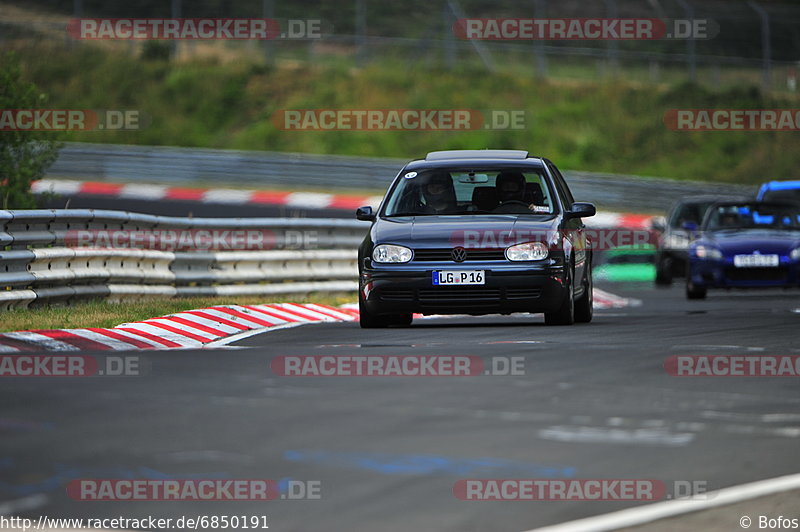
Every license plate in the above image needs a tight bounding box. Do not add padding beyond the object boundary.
[733,254,779,268]
[432,270,485,285]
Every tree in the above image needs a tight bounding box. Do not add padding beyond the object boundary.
[0,52,60,209]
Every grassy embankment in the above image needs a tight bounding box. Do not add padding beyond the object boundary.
[13,45,800,186]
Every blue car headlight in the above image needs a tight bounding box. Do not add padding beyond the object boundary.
[506,242,548,261]
[791,248,800,261]
[372,244,412,263]
[694,245,723,260]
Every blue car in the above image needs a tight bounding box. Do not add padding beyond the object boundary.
[686,201,800,299]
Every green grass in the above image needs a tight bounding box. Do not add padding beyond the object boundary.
[0,293,356,332]
[13,43,800,186]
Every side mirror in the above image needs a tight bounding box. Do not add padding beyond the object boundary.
[681,221,698,232]
[650,216,666,233]
[356,206,375,221]
[567,202,596,219]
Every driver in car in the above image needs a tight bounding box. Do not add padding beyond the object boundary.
[421,172,457,214]
[493,171,528,213]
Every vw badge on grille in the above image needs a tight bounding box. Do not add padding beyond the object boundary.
[451,247,467,262]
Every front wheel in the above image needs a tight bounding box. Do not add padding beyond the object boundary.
[655,256,673,286]
[545,269,575,326]
[359,295,413,328]
[685,279,707,300]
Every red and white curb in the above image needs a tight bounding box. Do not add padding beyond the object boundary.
[33,179,384,212]
[0,290,638,353]
[32,178,654,228]
[0,303,358,353]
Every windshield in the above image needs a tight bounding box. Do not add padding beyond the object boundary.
[669,201,714,228]
[762,189,800,206]
[382,168,555,216]
[704,204,800,231]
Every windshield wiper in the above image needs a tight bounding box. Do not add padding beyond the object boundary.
[385,212,430,217]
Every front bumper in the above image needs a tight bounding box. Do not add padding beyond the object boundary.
[359,260,569,316]
[688,257,800,289]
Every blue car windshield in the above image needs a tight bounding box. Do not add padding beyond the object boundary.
[762,189,800,206]
[383,168,555,216]
[705,204,800,231]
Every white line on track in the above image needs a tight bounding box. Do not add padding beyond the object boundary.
[0,493,48,515]
[526,472,800,532]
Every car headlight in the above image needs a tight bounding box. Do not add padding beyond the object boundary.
[694,245,723,260]
[372,244,412,263]
[791,248,800,261]
[506,242,548,261]
[666,233,690,249]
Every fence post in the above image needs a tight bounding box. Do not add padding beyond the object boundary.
[70,0,83,49]
[604,0,619,75]
[263,0,274,64]
[748,1,771,91]
[355,0,367,66]
[171,0,181,60]
[443,2,456,70]
[676,0,697,83]
[533,0,547,78]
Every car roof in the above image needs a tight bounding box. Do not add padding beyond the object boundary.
[403,150,546,171]
[425,149,530,161]
[759,180,800,191]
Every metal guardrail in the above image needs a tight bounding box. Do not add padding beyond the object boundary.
[0,210,363,310]
[48,143,755,211]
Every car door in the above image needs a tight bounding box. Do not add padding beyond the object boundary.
[547,161,588,285]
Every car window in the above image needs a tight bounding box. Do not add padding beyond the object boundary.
[762,189,800,205]
[547,162,574,210]
[670,202,713,228]
[705,204,800,230]
[382,168,555,216]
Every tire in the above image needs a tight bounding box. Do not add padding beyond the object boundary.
[574,264,593,323]
[358,295,413,328]
[655,256,673,286]
[685,279,707,300]
[545,267,575,326]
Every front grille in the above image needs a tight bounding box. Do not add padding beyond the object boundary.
[725,267,788,282]
[419,288,501,301]
[505,288,543,299]
[379,289,415,302]
[413,248,507,262]
[377,287,542,304]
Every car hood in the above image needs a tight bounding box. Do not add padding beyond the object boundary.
[371,215,561,248]
[702,230,800,255]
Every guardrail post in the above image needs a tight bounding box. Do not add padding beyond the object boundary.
[748,1,772,91]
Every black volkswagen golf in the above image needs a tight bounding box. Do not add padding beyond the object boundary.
[355,150,596,328]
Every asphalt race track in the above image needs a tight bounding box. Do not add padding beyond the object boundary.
[2,284,800,531]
